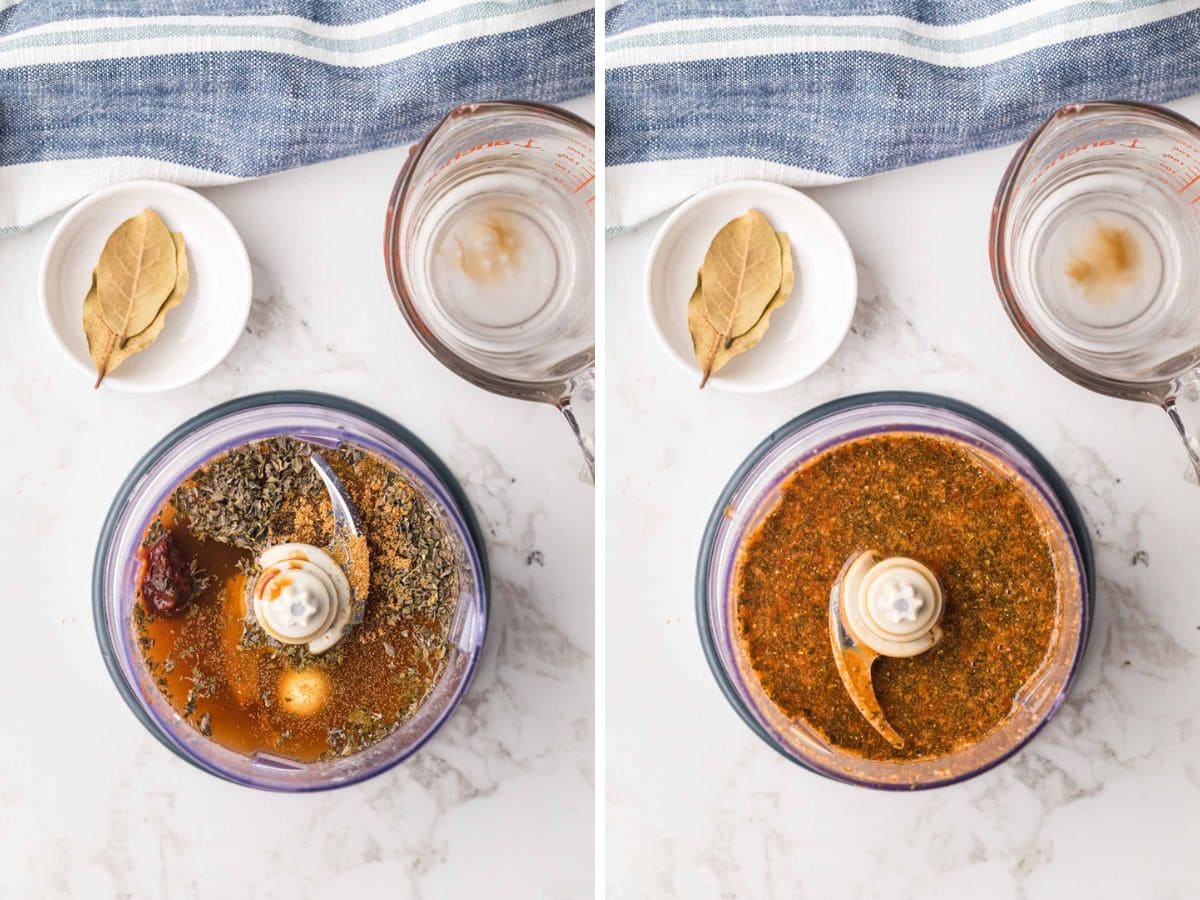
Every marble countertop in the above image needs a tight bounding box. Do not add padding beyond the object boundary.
[0,97,593,898]
[606,95,1200,898]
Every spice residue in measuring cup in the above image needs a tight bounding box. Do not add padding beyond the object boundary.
[131,436,459,762]
[450,212,524,285]
[733,432,1062,761]
[432,201,559,328]
[1064,221,1141,303]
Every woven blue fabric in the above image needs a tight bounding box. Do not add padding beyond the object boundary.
[0,1,593,229]
[606,1,1200,226]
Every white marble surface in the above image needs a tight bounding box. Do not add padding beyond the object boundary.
[606,95,1200,898]
[0,96,593,898]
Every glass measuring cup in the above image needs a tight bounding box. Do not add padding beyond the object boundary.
[991,101,1200,479]
[385,101,595,478]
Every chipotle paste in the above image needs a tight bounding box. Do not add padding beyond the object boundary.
[734,431,1062,761]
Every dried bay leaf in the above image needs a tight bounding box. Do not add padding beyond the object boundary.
[687,275,720,386]
[82,271,110,382]
[96,208,177,344]
[700,208,781,342]
[85,231,189,387]
[690,231,793,388]
[725,231,793,353]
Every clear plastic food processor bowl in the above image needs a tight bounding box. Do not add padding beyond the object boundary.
[696,392,1093,790]
[93,392,489,792]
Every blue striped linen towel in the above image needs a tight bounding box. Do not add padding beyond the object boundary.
[0,1,593,232]
[605,0,1200,229]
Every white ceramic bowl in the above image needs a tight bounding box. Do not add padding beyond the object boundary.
[645,180,857,393]
[39,180,252,393]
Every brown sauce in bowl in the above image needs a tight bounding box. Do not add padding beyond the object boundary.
[734,432,1063,761]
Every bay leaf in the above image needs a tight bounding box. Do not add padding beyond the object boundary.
[95,208,177,344]
[725,231,793,353]
[690,232,793,388]
[86,232,189,387]
[687,274,720,386]
[699,209,781,343]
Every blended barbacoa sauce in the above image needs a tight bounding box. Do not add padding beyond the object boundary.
[734,432,1061,761]
[131,437,459,763]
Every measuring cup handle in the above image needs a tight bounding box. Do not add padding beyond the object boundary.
[559,368,595,484]
[1164,369,1200,484]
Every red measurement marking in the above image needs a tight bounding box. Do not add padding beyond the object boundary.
[572,174,595,194]
[1032,139,1117,181]
[1179,173,1200,193]
[423,137,548,184]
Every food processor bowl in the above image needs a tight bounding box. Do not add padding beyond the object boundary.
[93,391,489,792]
[696,392,1092,790]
